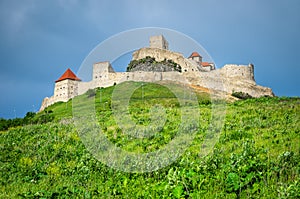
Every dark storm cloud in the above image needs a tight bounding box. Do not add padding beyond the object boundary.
[0,0,299,118]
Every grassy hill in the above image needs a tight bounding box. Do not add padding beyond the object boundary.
[1,82,299,198]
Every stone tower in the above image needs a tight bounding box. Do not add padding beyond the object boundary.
[149,35,169,50]
[93,61,115,81]
[54,68,81,102]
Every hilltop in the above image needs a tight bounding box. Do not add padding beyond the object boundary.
[1,82,299,198]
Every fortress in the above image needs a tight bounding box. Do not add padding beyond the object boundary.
[39,35,274,111]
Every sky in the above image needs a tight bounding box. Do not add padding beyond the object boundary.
[0,0,299,119]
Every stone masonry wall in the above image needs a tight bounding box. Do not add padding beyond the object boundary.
[132,48,200,72]
[220,64,255,82]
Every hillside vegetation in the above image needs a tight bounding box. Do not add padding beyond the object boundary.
[127,56,182,72]
[1,82,299,198]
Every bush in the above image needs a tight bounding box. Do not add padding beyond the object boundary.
[23,112,36,124]
[0,118,9,131]
[126,56,182,72]
[37,113,54,124]
[0,112,38,131]
[86,89,96,98]
[232,91,253,99]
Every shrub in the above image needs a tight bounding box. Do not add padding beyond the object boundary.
[126,56,182,72]
[232,91,253,99]
[86,89,96,98]
[37,113,54,124]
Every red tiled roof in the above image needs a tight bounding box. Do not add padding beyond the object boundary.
[55,68,81,83]
[189,52,202,58]
[202,62,212,67]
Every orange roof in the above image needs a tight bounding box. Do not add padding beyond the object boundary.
[189,52,202,58]
[55,68,81,83]
[202,62,212,67]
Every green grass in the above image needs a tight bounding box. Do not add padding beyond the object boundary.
[1,82,299,198]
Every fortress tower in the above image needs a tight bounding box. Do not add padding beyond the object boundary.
[93,61,115,81]
[39,68,81,111]
[53,68,81,102]
[149,35,169,50]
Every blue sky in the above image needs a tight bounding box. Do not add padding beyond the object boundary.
[0,0,299,118]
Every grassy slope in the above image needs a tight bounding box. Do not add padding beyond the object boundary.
[1,82,299,198]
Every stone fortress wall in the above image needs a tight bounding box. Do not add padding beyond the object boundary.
[132,48,200,72]
[39,35,274,111]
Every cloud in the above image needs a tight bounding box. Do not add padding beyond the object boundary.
[0,0,299,118]
[0,1,36,37]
